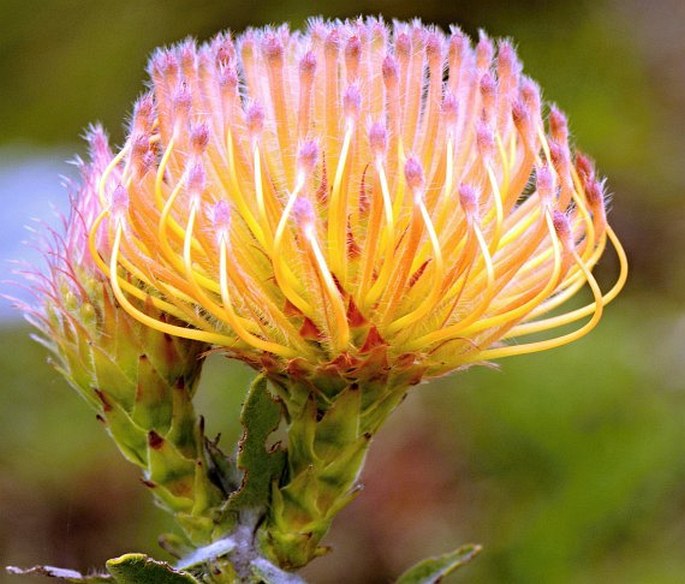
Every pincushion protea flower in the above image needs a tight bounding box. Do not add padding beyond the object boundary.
[16,16,627,580]
[90,18,626,381]
[79,17,626,570]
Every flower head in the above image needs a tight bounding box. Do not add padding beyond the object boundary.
[88,18,626,382]
[16,18,630,573]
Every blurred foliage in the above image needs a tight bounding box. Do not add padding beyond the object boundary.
[2,0,684,583]
[438,299,685,583]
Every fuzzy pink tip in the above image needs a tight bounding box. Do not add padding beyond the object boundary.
[297,141,319,174]
[404,157,424,191]
[458,183,479,217]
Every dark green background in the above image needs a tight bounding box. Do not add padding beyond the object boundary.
[1,1,684,582]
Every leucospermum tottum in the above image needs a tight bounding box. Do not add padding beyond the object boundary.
[14,17,629,577]
[90,18,626,382]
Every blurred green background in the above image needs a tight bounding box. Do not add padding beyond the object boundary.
[1,0,684,582]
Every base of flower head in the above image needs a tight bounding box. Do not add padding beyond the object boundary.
[257,364,418,569]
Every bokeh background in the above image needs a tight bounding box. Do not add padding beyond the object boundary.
[1,0,684,582]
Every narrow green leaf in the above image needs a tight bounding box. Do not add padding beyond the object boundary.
[314,384,362,461]
[395,544,482,584]
[6,565,111,582]
[131,354,173,433]
[284,393,318,475]
[145,431,196,507]
[228,375,286,510]
[105,554,200,584]
[95,393,147,468]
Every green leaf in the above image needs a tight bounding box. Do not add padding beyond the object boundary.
[105,554,200,584]
[314,384,362,461]
[395,544,482,584]
[131,354,173,433]
[227,375,286,510]
[5,565,111,582]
